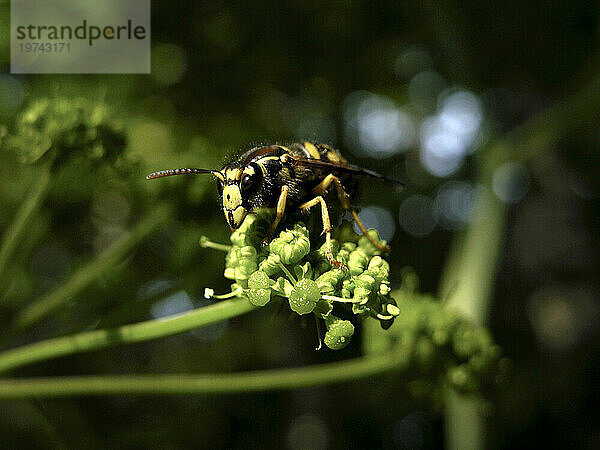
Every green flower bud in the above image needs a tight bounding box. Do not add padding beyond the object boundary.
[324,319,355,350]
[358,230,386,257]
[352,302,370,317]
[247,271,275,307]
[311,240,341,273]
[341,278,354,298]
[258,253,282,276]
[231,246,258,287]
[367,256,390,281]
[248,288,271,307]
[353,273,376,301]
[270,224,311,265]
[223,267,236,280]
[336,242,354,265]
[386,303,400,316]
[341,242,357,253]
[379,282,391,296]
[288,278,320,315]
[248,270,272,290]
[348,248,369,275]
[315,269,345,294]
[230,212,270,247]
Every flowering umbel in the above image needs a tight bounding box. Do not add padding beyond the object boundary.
[204,210,399,350]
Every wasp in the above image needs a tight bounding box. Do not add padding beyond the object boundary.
[147,142,401,268]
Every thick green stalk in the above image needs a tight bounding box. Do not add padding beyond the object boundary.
[443,169,507,323]
[0,163,52,286]
[442,162,507,450]
[0,297,255,374]
[443,70,600,450]
[10,205,171,333]
[0,349,410,398]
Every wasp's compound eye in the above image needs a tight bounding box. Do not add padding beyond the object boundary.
[241,174,254,191]
[217,179,224,194]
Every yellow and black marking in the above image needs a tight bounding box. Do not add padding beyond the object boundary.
[146,142,402,267]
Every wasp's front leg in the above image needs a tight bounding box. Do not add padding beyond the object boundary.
[262,185,289,245]
[299,195,347,270]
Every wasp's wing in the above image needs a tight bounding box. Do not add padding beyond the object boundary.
[292,157,403,186]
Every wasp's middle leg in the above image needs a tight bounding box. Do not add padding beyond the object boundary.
[299,195,346,269]
[263,185,289,244]
[312,174,391,253]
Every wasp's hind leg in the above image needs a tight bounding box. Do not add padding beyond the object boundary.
[312,174,391,254]
[263,185,289,245]
[298,195,346,270]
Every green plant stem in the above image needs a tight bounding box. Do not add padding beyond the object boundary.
[441,171,507,450]
[278,263,296,283]
[0,297,255,374]
[0,348,410,398]
[0,163,52,287]
[199,236,231,252]
[441,70,600,450]
[9,205,172,334]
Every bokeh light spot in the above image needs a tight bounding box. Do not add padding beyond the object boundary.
[395,46,434,79]
[419,90,483,177]
[434,181,477,230]
[527,285,599,353]
[136,278,175,302]
[151,290,194,319]
[409,71,446,113]
[344,91,415,158]
[398,195,438,237]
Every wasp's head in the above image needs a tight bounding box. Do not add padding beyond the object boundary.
[218,162,262,229]
[146,146,275,230]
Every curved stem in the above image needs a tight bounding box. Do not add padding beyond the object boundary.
[9,205,172,334]
[0,297,256,374]
[0,163,52,287]
[0,349,410,398]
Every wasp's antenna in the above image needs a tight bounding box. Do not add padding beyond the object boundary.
[145,168,219,180]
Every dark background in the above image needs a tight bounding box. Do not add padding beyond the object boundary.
[0,1,599,448]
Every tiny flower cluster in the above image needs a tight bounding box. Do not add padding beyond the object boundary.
[206,210,400,350]
[364,290,509,401]
[6,97,125,165]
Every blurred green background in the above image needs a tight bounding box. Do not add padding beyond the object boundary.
[0,0,599,448]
